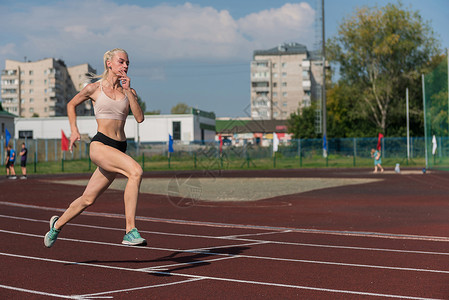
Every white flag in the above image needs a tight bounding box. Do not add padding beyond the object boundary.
[273,132,279,152]
[432,135,437,155]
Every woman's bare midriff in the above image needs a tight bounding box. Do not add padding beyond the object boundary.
[96,119,127,141]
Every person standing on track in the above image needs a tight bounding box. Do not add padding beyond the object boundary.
[19,142,28,179]
[5,144,17,179]
[371,148,384,173]
[44,48,147,248]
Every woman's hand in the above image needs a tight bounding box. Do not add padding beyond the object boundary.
[69,130,81,153]
[118,69,130,90]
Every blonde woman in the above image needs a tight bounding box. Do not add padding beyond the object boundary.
[45,48,146,247]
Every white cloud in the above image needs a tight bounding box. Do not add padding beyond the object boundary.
[238,3,315,47]
[0,1,315,72]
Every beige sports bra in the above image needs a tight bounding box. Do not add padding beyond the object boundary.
[94,81,129,121]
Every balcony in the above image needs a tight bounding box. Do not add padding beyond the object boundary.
[251,76,270,82]
[251,61,270,72]
[1,88,18,95]
[302,60,310,70]
[252,86,270,92]
[302,80,311,91]
[1,69,18,76]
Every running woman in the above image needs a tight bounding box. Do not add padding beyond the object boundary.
[44,48,146,247]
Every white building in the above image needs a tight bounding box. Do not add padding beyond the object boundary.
[13,109,216,143]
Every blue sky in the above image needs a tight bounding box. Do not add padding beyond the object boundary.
[1,0,448,117]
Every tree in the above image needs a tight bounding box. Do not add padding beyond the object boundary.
[171,102,191,114]
[327,2,440,135]
[288,104,320,139]
[145,110,161,115]
[326,82,376,137]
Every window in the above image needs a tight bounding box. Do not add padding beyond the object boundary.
[282,72,287,77]
[273,82,277,88]
[283,102,288,107]
[172,121,181,140]
[282,82,287,87]
[30,98,34,103]
[29,89,34,94]
[273,92,278,97]
[19,131,33,139]
[29,108,34,113]
[44,79,47,84]
[273,63,277,68]
[29,70,33,75]
[273,73,278,78]
[282,92,288,97]
[282,63,286,68]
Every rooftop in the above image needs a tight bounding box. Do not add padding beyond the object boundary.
[253,42,308,57]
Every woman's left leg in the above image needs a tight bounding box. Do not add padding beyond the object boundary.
[90,142,143,233]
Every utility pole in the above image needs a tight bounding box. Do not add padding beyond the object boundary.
[322,0,327,157]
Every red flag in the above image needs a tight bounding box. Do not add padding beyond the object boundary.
[61,130,69,151]
[377,133,384,151]
[219,135,223,154]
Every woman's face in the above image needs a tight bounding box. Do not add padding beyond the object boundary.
[108,52,129,75]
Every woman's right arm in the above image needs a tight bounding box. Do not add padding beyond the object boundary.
[67,83,98,151]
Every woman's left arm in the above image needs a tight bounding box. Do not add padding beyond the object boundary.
[126,88,144,123]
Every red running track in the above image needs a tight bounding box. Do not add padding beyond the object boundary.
[0,168,448,299]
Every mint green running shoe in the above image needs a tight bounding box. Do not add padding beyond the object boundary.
[122,228,147,246]
[44,216,60,248]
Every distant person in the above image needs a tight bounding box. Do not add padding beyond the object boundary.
[5,146,10,178]
[371,148,384,173]
[44,48,146,248]
[5,144,17,179]
[19,143,28,179]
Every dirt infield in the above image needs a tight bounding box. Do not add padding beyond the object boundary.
[0,167,448,299]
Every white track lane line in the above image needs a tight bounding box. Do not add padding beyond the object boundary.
[137,256,238,272]
[1,214,449,257]
[184,241,271,252]
[222,230,293,238]
[2,201,449,242]
[0,284,76,299]
[77,278,204,299]
[0,252,442,300]
[1,229,449,275]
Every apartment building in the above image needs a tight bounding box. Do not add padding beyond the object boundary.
[1,58,96,118]
[250,42,325,120]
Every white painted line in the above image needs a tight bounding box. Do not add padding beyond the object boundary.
[77,278,204,298]
[2,214,449,257]
[222,229,292,238]
[137,256,237,272]
[184,241,270,252]
[2,201,449,242]
[0,252,442,300]
[0,284,76,299]
[1,229,449,275]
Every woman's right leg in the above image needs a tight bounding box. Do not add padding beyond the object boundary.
[54,167,116,230]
